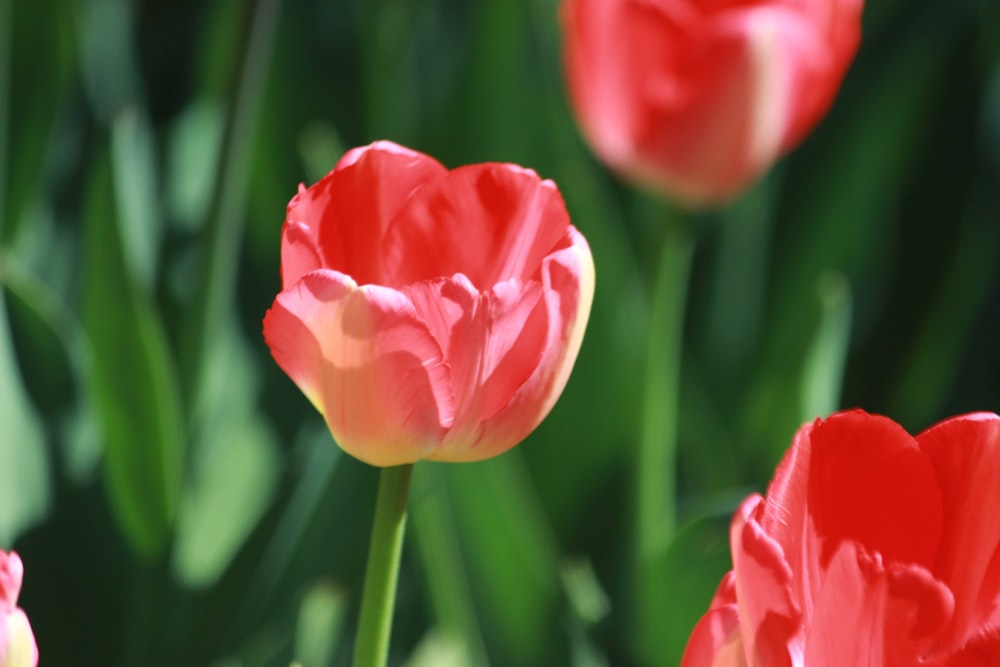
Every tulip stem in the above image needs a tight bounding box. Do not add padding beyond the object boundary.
[353,463,414,667]
[634,211,694,658]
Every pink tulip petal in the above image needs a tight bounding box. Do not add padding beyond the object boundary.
[281,141,447,289]
[384,163,574,290]
[804,541,954,667]
[702,4,857,154]
[442,281,547,458]
[0,608,38,667]
[941,628,1000,666]
[0,552,36,667]
[682,604,747,667]
[918,413,1000,651]
[730,495,802,667]
[401,273,549,459]
[266,142,593,465]
[561,0,861,205]
[561,0,639,170]
[685,412,1000,667]
[0,553,22,611]
[708,571,737,611]
[629,3,848,202]
[435,232,595,461]
[806,410,943,571]
[263,271,453,466]
[759,419,824,621]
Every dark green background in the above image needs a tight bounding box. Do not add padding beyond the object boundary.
[1,0,998,664]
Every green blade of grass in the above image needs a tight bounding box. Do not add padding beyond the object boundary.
[82,153,184,559]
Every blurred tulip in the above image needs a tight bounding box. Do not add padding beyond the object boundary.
[561,0,863,205]
[683,410,1000,666]
[264,141,595,467]
[0,552,38,667]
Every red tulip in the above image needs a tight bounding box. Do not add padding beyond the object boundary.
[561,0,863,205]
[0,551,37,667]
[263,141,595,467]
[683,410,1000,666]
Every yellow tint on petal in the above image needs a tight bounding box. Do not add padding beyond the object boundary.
[566,238,595,373]
[712,628,748,667]
[2,611,37,667]
[538,234,595,421]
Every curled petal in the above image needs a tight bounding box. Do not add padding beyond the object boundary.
[759,419,822,620]
[433,230,595,461]
[730,495,802,667]
[804,541,954,667]
[263,271,453,466]
[404,274,546,452]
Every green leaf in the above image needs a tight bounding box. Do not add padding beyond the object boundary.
[0,295,50,545]
[110,106,161,292]
[3,1,75,244]
[560,559,609,627]
[165,99,225,233]
[888,207,1000,426]
[637,515,732,666]
[173,413,278,587]
[800,272,852,421]
[410,464,490,667]
[739,15,962,467]
[82,152,184,559]
[173,314,279,587]
[405,632,472,667]
[0,246,101,483]
[294,580,348,667]
[298,122,345,185]
[445,454,562,665]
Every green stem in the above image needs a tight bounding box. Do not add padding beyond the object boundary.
[634,210,694,659]
[353,464,414,667]
[636,214,693,554]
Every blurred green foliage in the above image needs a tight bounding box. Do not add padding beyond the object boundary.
[1,0,998,665]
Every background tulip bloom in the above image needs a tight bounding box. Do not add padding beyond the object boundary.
[562,0,863,205]
[263,141,595,467]
[0,552,38,667]
[683,410,1000,666]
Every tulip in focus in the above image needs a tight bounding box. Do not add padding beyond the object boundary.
[264,141,595,467]
[562,0,863,205]
[683,409,1000,666]
[0,552,37,667]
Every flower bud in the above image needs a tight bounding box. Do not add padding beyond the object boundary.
[562,0,863,206]
[0,552,38,667]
